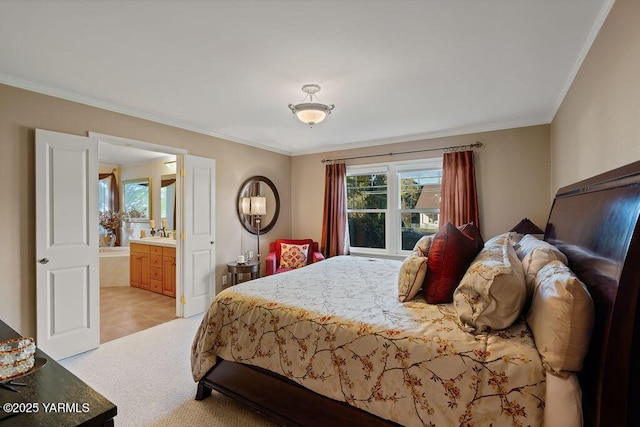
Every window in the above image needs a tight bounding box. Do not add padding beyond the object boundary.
[347,159,442,256]
[98,177,111,214]
[98,176,112,234]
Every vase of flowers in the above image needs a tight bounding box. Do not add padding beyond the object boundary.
[99,210,126,247]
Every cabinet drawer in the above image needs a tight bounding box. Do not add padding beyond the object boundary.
[130,243,149,253]
[149,254,162,267]
[150,266,163,281]
[149,279,163,293]
[149,246,163,256]
[163,247,176,257]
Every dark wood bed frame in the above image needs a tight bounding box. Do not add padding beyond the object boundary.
[196,160,640,427]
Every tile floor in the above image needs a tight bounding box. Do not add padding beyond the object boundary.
[100,286,177,343]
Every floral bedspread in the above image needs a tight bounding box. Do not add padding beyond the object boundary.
[191,256,545,427]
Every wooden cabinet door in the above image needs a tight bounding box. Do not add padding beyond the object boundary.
[130,252,142,288]
[140,254,150,290]
[163,255,176,297]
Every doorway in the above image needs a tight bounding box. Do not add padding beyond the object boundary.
[36,129,216,359]
[95,134,184,342]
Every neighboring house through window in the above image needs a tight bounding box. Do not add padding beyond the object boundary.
[346,158,442,257]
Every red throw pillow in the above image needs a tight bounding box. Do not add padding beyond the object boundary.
[424,222,481,303]
[458,222,484,253]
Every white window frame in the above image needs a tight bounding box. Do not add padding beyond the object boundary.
[347,158,442,259]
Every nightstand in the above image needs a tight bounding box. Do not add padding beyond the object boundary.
[227,261,260,285]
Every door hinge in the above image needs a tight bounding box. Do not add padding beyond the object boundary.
[180,296,186,305]
[180,167,186,177]
[181,232,186,241]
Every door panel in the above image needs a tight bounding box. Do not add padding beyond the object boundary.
[182,155,216,318]
[49,266,89,335]
[36,129,99,360]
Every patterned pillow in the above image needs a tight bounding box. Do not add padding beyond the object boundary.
[398,253,428,302]
[424,222,480,304]
[412,235,434,255]
[526,261,594,375]
[516,235,568,295]
[279,243,310,269]
[453,234,527,332]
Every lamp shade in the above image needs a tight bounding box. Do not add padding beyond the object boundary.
[241,197,251,215]
[510,218,544,234]
[250,196,266,215]
[292,103,331,125]
[288,84,335,125]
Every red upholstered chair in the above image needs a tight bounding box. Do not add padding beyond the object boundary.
[266,239,325,275]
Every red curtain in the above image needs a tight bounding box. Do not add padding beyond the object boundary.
[440,150,480,228]
[321,163,350,258]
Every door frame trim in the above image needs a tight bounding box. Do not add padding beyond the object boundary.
[89,132,187,317]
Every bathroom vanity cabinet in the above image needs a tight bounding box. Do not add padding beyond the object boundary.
[130,241,176,298]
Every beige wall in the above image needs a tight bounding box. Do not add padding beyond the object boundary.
[551,0,640,191]
[292,125,551,246]
[0,83,291,337]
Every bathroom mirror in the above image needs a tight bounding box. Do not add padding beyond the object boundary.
[237,175,280,235]
[160,174,176,229]
[123,178,151,221]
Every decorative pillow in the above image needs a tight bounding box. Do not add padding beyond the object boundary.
[516,234,568,296]
[398,254,428,302]
[279,243,310,269]
[412,235,434,256]
[544,372,583,427]
[424,222,480,304]
[526,261,594,376]
[453,235,527,332]
[458,222,484,253]
[484,231,522,248]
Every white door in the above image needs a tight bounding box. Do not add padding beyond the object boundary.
[35,129,99,360]
[182,155,216,317]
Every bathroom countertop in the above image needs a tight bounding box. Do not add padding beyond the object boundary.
[129,237,177,247]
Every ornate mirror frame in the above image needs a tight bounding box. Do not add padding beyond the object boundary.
[237,176,280,235]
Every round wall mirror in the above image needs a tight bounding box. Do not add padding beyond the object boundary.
[237,176,280,235]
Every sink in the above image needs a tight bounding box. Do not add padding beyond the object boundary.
[133,236,177,246]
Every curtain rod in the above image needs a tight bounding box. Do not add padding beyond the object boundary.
[320,142,482,163]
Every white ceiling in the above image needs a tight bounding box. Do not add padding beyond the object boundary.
[0,0,612,156]
[98,142,173,166]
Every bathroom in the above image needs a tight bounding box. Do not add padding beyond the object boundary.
[98,142,178,343]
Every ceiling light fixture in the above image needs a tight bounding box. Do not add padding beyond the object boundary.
[288,84,335,126]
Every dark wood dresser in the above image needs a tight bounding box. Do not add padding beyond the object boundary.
[0,320,116,426]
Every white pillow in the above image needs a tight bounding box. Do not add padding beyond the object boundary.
[453,235,527,332]
[484,231,522,247]
[544,372,583,427]
[516,234,568,297]
[526,261,594,375]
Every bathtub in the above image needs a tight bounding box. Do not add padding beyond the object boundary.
[99,247,130,287]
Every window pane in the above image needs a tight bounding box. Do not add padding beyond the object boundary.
[98,179,110,213]
[401,212,439,250]
[400,170,441,209]
[347,174,387,209]
[160,187,167,219]
[348,212,385,249]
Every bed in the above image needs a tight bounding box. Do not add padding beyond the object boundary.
[192,160,640,426]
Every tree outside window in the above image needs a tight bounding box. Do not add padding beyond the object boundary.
[347,173,387,249]
[347,160,442,255]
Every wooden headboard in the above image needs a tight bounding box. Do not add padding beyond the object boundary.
[544,160,640,427]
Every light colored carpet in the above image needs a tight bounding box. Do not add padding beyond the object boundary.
[60,315,276,426]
